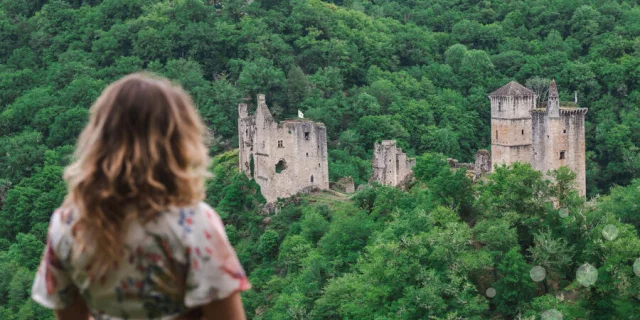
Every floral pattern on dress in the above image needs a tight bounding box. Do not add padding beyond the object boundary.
[32,202,250,320]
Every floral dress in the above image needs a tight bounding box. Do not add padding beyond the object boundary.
[32,202,251,320]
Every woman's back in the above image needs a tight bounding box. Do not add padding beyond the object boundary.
[33,202,249,319]
[30,73,250,319]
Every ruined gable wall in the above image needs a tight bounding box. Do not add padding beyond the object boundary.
[251,107,275,196]
[395,150,407,182]
[372,141,398,186]
[396,148,416,186]
[238,104,255,176]
[239,95,329,203]
[371,141,415,186]
[474,149,491,173]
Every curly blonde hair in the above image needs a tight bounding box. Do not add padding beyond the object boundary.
[63,73,210,277]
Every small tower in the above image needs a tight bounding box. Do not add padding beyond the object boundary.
[547,79,560,118]
[488,81,537,170]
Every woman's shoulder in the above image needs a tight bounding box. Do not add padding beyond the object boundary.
[163,201,219,223]
[45,207,78,262]
[48,207,78,237]
[160,202,224,238]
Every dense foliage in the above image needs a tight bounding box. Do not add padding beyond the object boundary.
[209,152,640,319]
[0,0,639,318]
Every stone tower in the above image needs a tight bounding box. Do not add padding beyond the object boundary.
[531,80,588,195]
[370,140,415,187]
[238,95,329,202]
[488,81,537,168]
[488,80,588,196]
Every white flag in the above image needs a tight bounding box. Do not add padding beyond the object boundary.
[298,110,304,118]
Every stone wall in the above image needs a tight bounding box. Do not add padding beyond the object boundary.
[491,143,533,168]
[448,149,492,181]
[332,176,355,193]
[371,140,415,187]
[239,95,329,202]
[490,95,537,119]
[531,108,588,195]
[491,118,533,147]
[474,149,492,173]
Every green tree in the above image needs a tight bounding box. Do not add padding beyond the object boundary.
[493,248,537,316]
[300,209,329,244]
[286,65,310,111]
[258,230,280,261]
[278,235,311,273]
[46,107,88,147]
[7,233,44,271]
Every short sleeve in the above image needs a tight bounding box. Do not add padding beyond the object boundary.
[32,208,79,309]
[183,203,251,307]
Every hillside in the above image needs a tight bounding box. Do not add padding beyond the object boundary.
[208,150,640,319]
[0,0,639,319]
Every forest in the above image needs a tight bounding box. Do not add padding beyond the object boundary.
[0,0,639,319]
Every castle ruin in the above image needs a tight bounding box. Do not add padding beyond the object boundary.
[370,140,415,187]
[238,95,329,202]
[489,80,588,195]
[447,149,492,181]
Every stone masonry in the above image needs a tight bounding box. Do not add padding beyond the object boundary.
[489,81,536,167]
[238,95,329,202]
[371,140,416,187]
[489,80,588,195]
[448,149,492,181]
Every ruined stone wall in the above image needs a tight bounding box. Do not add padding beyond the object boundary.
[371,140,415,186]
[239,95,329,202]
[474,149,491,173]
[332,176,355,193]
[371,141,397,186]
[448,149,492,181]
[238,103,255,176]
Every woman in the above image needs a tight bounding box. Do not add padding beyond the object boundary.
[31,73,250,320]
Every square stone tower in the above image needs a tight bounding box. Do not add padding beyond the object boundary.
[531,80,588,195]
[238,95,329,202]
[370,140,415,186]
[488,81,537,168]
[488,80,588,196]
